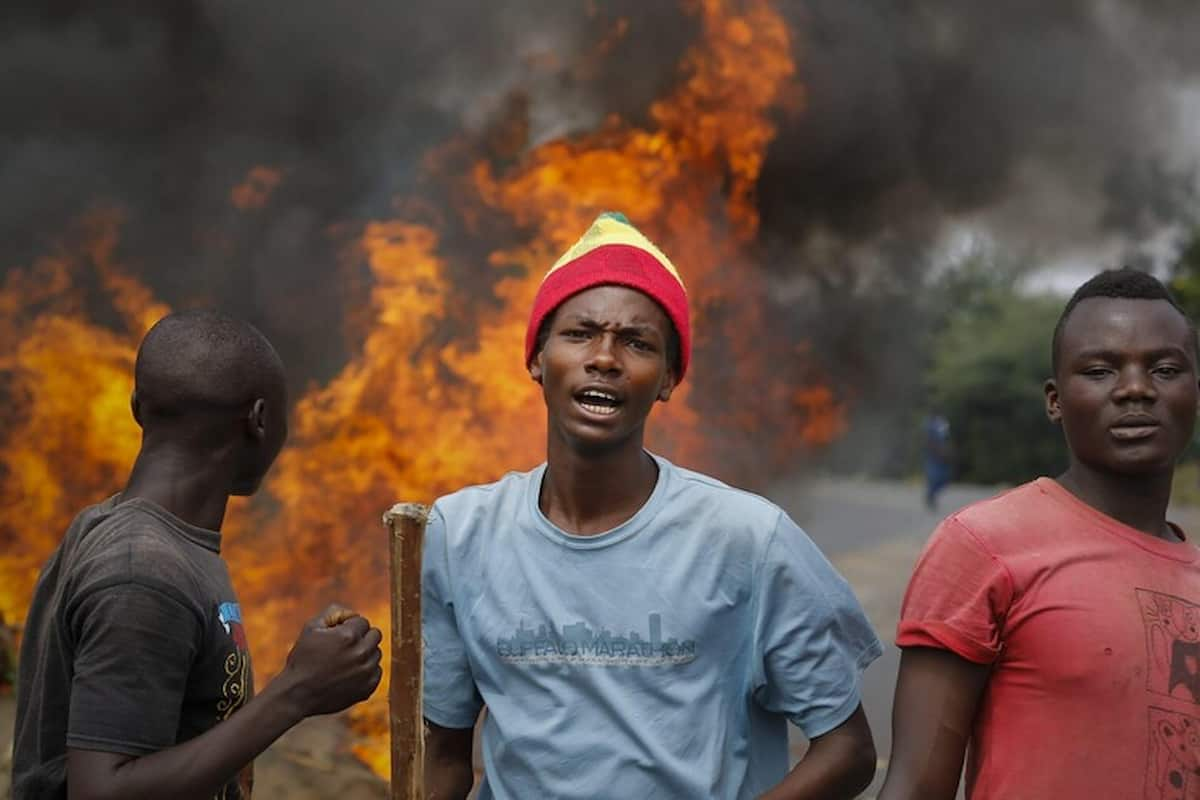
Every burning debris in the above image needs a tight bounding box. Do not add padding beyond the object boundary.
[1,0,833,779]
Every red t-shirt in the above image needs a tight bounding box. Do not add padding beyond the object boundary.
[898,478,1200,799]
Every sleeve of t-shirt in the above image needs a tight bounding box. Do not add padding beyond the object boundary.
[752,512,884,739]
[896,515,1015,664]
[67,582,202,755]
[421,505,484,729]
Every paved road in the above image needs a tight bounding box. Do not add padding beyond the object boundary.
[772,478,999,797]
[773,476,995,558]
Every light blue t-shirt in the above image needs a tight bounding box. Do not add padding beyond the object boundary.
[422,454,882,799]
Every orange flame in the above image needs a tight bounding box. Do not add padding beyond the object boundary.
[0,210,166,626]
[0,0,841,782]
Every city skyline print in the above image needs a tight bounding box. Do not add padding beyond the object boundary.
[496,612,697,667]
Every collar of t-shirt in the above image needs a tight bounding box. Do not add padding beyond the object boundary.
[1037,477,1198,564]
[102,494,224,554]
[527,452,671,550]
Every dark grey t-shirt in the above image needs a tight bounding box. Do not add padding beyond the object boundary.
[12,496,254,800]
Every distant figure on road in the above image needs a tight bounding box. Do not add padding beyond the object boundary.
[922,411,953,510]
[881,269,1200,799]
[12,310,382,800]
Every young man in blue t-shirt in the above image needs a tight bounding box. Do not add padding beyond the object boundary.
[421,213,882,799]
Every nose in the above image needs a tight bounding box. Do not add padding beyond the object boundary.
[585,333,622,375]
[1113,365,1157,403]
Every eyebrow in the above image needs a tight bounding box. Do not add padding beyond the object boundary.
[561,315,659,337]
[1072,346,1192,361]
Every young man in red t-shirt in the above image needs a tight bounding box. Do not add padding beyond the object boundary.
[880,268,1200,800]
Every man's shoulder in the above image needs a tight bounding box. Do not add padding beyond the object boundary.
[658,458,785,533]
[432,466,538,526]
[65,502,210,602]
[941,479,1055,546]
[74,500,189,554]
[663,458,780,508]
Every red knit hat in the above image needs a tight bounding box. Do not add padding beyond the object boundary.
[524,212,691,380]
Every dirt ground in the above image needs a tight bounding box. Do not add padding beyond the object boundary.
[8,478,1191,798]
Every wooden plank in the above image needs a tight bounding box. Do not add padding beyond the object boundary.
[382,502,428,800]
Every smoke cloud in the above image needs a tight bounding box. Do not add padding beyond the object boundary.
[760,0,1200,276]
[4,0,1200,473]
[0,1,688,383]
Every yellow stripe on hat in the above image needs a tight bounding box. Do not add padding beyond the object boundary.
[547,212,685,289]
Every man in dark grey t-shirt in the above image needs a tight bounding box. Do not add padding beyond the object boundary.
[13,311,384,800]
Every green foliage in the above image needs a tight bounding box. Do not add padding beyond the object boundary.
[925,259,1067,485]
[819,242,1072,484]
[1172,461,1200,508]
[1170,226,1200,322]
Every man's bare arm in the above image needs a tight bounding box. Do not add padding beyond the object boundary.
[877,647,990,800]
[67,611,382,800]
[758,704,876,800]
[425,719,475,800]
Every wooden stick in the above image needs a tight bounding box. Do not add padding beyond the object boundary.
[383,502,429,800]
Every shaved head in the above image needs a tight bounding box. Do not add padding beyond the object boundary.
[133,310,288,495]
[135,310,286,417]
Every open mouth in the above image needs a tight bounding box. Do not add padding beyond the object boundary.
[575,389,622,416]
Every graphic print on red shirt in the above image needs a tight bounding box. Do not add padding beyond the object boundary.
[1148,706,1200,800]
[1140,590,1200,705]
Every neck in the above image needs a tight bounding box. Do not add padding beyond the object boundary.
[540,432,658,536]
[1056,461,1177,541]
[121,439,236,532]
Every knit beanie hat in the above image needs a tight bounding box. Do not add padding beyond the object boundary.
[524,212,691,380]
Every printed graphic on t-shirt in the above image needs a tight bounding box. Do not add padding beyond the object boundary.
[218,602,248,650]
[1147,706,1200,800]
[214,601,253,799]
[1138,590,1200,704]
[496,612,696,666]
[215,602,251,720]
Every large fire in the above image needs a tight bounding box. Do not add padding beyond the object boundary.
[0,0,843,781]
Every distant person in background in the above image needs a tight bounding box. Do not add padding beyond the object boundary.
[12,310,383,800]
[923,411,953,510]
[880,269,1200,799]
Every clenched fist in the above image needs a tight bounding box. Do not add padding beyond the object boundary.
[276,605,383,718]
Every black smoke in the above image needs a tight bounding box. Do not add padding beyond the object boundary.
[0,0,690,386]
[4,0,1200,473]
[760,0,1200,274]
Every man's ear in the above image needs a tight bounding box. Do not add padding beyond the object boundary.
[247,398,267,441]
[130,390,143,427]
[1044,378,1062,424]
[529,354,544,385]
[657,369,678,403]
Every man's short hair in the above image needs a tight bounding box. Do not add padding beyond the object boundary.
[135,309,286,416]
[1051,267,1198,373]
